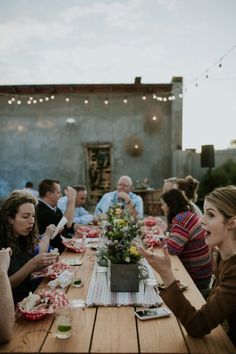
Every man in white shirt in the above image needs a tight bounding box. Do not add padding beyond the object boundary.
[58,185,93,225]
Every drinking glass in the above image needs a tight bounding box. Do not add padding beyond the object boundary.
[54,307,73,339]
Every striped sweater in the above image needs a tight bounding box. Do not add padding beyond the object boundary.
[167,211,212,281]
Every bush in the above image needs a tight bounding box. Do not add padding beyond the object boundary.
[198,159,236,199]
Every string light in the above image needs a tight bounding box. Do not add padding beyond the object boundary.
[1,45,235,107]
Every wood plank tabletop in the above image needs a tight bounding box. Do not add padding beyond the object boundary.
[170,255,236,354]
[0,245,235,353]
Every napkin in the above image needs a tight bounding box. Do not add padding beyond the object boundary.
[48,270,75,289]
[51,216,68,239]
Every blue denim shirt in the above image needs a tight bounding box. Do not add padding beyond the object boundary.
[95,191,144,218]
[58,196,93,224]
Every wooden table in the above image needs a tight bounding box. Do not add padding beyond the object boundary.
[0,248,235,354]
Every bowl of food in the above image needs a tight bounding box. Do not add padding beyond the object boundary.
[17,289,69,320]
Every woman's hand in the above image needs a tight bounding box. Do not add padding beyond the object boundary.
[0,248,12,272]
[31,252,58,271]
[137,244,175,287]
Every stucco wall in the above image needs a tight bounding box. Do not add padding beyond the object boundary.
[0,81,182,199]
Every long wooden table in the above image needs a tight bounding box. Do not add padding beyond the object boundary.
[0,248,235,354]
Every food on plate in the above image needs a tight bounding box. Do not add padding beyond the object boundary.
[17,289,69,320]
[32,261,72,279]
[61,237,86,253]
[50,247,60,256]
[75,226,101,238]
[21,292,41,311]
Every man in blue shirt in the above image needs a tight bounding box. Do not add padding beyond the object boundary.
[58,185,93,225]
[95,175,143,219]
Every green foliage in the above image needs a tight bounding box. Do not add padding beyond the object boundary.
[98,204,141,264]
[198,159,236,198]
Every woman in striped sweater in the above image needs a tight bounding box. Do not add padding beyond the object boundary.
[160,188,212,290]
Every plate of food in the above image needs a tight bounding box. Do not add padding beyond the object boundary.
[17,289,69,320]
[75,226,102,238]
[61,237,86,253]
[32,261,73,279]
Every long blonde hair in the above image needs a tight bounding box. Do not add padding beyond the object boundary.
[205,185,236,220]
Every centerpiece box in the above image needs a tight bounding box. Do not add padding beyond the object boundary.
[110,263,139,292]
[97,204,143,292]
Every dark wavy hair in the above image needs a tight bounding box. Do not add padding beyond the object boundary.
[0,191,39,255]
[176,175,199,202]
[160,188,193,224]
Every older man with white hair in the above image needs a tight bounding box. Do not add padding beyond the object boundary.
[95,175,143,219]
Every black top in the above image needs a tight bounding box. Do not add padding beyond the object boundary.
[0,236,41,304]
[36,200,73,253]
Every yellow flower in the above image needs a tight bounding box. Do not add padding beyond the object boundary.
[115,208,123,216]
[114,218,127,226]
[129,246,139,257]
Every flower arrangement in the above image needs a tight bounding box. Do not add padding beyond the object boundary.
[97,204,141,265]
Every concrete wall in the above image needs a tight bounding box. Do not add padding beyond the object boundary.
[172,148,236,181]
[0,79,183,199]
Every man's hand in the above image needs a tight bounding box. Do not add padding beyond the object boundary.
[118,191,130,203]
[65,186,76,202]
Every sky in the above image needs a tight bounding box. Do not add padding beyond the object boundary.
[0,0,235,152]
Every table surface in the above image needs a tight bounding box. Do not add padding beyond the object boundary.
[0,246,235,354]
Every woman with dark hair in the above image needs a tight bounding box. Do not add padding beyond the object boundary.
[138,186,236,345]
[160,188,212,290]
[0,192,58,304]
[175,175,202,216]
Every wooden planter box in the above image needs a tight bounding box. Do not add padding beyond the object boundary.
[110,263,139,292]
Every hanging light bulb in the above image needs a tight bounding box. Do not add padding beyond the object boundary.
[152,115,157,121]
[142,95,147,100]
[163,97,167,102]
[84,99,88,104]
[11,97,15,102]
[8,99,12,104]
[104,98,109,104]
[33,99,37,104]
[65,97,70,102]
[123,97,128,103]
[39,98,43,103]
[50,95,55,100]
[134,144,139,149]
[179,93,183,98]
[17,100,21,104]
[45,97,49,101]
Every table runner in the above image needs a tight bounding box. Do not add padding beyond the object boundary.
[86,259,163,307]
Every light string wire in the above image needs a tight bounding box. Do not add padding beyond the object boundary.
[0,44,235,104]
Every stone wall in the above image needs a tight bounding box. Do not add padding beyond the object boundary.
[0,78,183,201]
